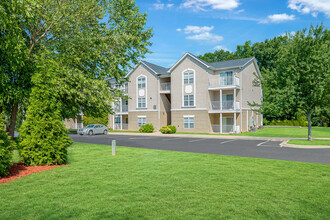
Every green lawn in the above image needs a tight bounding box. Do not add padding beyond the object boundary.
[1,143,329,219]
[178,127,330,138]
[238,127,330,138]
[288,139,330,146]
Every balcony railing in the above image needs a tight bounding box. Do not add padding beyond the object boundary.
[209,76,240,88]
[114,123,128,130]
[114,104,128,113]
[210,101,240,110]
[211,124,234,133]
[113,85,128,93]
[160,83,171,92]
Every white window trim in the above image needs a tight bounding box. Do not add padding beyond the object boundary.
[138,115,147,128]
[182,68,196,107]
[136,74,147,109]
[183,115,195,129]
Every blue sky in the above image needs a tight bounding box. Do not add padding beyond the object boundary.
[134,0,330,67]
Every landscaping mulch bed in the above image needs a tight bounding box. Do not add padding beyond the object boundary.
[0,163,61,184]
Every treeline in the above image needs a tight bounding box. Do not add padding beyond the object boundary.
[199,24,329,128]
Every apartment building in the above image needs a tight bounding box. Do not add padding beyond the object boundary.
[108,52,263,133]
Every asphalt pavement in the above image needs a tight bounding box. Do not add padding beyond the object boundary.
[70,134,330,164]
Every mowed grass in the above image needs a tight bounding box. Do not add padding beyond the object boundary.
[177,127,330,138]
[1,143,329,219]
[288,139,330,146]
[238,127,330,138]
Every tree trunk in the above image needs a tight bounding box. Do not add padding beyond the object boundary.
[8,102,19,140]
[307,110,312,141]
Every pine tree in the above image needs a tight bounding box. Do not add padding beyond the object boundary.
[19,59,72,166]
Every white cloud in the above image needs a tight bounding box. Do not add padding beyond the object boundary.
[288,0,330,17]
[182,0,240,11]
[153,3,165,10]
[179,25,223,44]
[153,1,174,10]
[260,13,295,23]
[184,25,214,34]
[186,32,224,43]
[213,45,231,51]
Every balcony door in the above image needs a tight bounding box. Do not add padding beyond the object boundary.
[222,94,234,109]
[222,117,234,133]
[220,71,233,86]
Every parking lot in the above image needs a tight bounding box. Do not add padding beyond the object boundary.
[70,134,330,164]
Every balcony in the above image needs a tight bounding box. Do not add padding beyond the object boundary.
[208,76,240,89]
[113,84,128,93]
[211,124,240,133]
[160,83,171,93]
[209,101,240,112]
[114,104,128,113]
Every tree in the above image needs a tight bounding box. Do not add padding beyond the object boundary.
[0,113,14,177]
[0,0,152,138]
[266,24,329,140]
[19,57,72,166]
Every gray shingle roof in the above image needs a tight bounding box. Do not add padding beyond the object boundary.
[142,61,169,76]
[208,57,254,69]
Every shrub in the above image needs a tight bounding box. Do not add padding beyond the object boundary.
[19,69,72,166]
[0,114,14,177]
[168,125,176,133]
[139,124,154,133]
[160,125,177,134]
[160,126,172,134]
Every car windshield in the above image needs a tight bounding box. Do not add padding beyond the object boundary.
[86,125,94,128]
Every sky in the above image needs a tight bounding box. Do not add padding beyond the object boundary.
[134,0,330,67]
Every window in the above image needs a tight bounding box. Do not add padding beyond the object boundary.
[220,71,233,86]
[138,98,146,108]
[184,95,194,107]
[184,116,194,129]
[138,77,146,88]
[138,117,146,127]
[184,72,194,84]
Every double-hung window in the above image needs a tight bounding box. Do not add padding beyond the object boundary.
[184,72,194,84]
[138,77,146,88]
[184,116,194,129]
[138,117,146,127]
[138,98,146,108]
[184,95,194,107]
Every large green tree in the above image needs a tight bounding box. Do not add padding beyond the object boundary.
[265,25,329,140]
[0,0,152,138]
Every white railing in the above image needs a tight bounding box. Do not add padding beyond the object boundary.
[122,123,128,130]
[114,105,120,112]
[122,105,128,112]
[160,83,171,91]
[222,125,234,133]
[114,104,128,113]
[210,101,221,110]
[209,76,240,88]
[114,123,128,130]
[210,101,239,110]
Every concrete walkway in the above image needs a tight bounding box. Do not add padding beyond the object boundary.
[108,132,330,149]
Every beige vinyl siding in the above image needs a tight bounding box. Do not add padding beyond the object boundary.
[171,57,210,110]
[127,64,159,111]
[241,62,262,109]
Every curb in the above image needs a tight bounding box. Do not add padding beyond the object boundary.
[280,140,330,149]
[108,132,290,141]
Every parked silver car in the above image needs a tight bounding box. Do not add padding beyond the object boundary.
[78,124,108,135]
